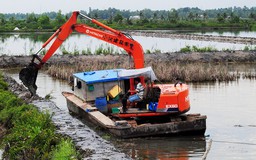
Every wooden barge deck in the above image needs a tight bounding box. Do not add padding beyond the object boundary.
[63,92,207,138]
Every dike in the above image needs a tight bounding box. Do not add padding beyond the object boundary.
[3,75,129,160]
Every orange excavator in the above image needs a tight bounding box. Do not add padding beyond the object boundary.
[19,11,190,115]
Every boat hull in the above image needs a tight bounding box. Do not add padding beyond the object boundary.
[62,92,206,138]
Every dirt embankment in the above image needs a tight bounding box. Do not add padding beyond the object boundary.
[2,75,129,160]
[1,50,256,68]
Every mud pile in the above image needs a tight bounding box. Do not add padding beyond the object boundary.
[3,75,129,160]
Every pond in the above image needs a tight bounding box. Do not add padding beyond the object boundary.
[4,66,256,159]
[193,30,256,38]
[0,31,254,56]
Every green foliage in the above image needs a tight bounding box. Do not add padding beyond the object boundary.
[82,48,92,55]
[0,73,8,90]
[243,45,256,51]
[61,47,71,55]
[95,44,115,55]
[113,13,123,23]
[180,45,217,53]
[1,7,256,31]
[0,76,79,159]
[251,24,256,31]
[180,45,192,52]
[51,139,78,160]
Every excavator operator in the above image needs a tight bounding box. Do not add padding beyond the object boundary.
[122,78,145,113]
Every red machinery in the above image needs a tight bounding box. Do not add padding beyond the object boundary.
[19,11,190,115]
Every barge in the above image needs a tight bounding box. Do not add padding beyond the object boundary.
[62,68,207,138]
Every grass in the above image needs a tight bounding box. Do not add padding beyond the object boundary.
[51,139,78,160]
[46,56,239,83]
[180,45,218,53]
[0,72,79,159]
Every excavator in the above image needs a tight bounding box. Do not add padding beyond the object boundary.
[19,11,190,115]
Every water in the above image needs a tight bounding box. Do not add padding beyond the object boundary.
[0,31,253,56]
[4,68,256,159]
[189,79,256,160]
[5,69,71,111]
[194,31,256,38]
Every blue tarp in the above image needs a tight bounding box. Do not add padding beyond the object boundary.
[73,69,127,84]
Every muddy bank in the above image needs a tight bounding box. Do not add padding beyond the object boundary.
[1,51,256,68]
[128,30,256,45]
[3,75,129,160]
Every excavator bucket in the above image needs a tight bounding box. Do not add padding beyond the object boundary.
[19,63,39,96]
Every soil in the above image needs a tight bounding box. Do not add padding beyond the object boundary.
[1,50,256,69]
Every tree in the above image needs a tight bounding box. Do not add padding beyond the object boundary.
[0,14,6,25]
[153,12,158,20]
[217,13,224,22]
[54,10,66,27]
[26,13,37,23]
[113,13,123,23]
[230,12,240,23]
[139,11,144,19]
[168,9,179,23]
[38,14,50,25]
[188,12,194,21]
[38,14,50,29]
[203,12,208,20]
[249,12,256,20]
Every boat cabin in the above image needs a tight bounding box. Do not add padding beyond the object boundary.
[72,67,160,114]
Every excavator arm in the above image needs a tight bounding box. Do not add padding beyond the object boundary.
[19,11,144,95]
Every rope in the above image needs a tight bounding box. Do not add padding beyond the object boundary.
[202,139,212,160]
[213,140,256,146]
[202,138,256,160]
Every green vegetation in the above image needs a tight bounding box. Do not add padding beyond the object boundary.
[243,45,256,51]
[51,139,78,160]
[1,7,256,32]
[180,45,218,53]
[0,73,79,159]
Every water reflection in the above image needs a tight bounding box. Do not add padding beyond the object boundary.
[113,137,206,160]
[194,31,256,38]
[0,32,252,55]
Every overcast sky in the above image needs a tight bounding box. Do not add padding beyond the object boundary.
[0,0,255,14]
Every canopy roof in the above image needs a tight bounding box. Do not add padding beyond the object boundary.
[73,67,157,84]
[117,67,157,81]
[73,69,126,84]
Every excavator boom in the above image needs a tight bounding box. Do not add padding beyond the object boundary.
[19,11,144,95]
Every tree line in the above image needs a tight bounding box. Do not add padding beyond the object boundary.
[1,6,256,31]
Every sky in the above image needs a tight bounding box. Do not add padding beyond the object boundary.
[0,0,255,14]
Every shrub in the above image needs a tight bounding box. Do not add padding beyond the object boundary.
[0,73,8,90]
[0,74,79,159]
[51,139,78,160]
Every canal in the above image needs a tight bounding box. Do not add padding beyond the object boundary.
[4,67,256,160]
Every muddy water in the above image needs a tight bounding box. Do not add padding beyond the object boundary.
[4,69,256,160]
[189,79,256,160]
